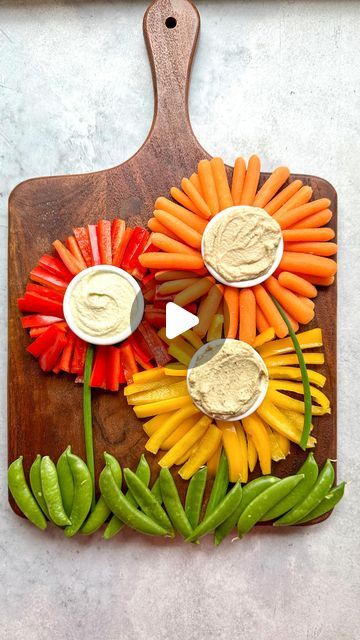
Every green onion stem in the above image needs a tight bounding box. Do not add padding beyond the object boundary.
[83,345,96,509]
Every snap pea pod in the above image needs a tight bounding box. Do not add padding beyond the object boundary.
[8,457,47,530]
[41,456,70,526]
[100,463,168,537]
[185,467,208,529]
[159,468,193,539]
[124,468,174,535]
[56,446,74,517]
[151,477,162,504]
[64,452,93,537]
[204,451,228,519]
[296,482,345,524]
[103,454,151,540]
[238,474,304,537]
[187,482,242,542]
[29,455,50,519]
[261,453,318,521]
[81,453,122,535]
[274,460,335,526]
[214,476,280,545]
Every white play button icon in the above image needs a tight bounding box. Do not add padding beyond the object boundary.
[166,302,199,340]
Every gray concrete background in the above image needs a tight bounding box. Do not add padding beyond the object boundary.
[0,1,359,638]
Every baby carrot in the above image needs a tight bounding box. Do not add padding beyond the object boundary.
[239,288,256,345]
[198,159,220,216]
[155,269,202,281]
[282,228,335,242]
[181,178,212,219]
[290,209,332,229]
[273,185,313,218]
[231,157,246,205]
[283,242,338,257]
[151,233,201,257]
[189,173,204,197]
[148,217,180,240]
[210,157,233,210]
[153,211,203,249]
[174,276,214,307]
[240,155,261,205]
[285,312,299,333]
[297,295,314,310]
[274,198,331,229]
[154,198,208,233]
[253,285,288,338]
[195,283,224,337]
[279,252,337,277]
[157,278,199,295]
[264,276,314,325]
[256,305,270,333]
[170,186,202,215]
[265,179,303,215]
[253,167,290,208]
[278,272,318,298]
[223,286,239,338]
[301,274,335,286]
[139,253,204,271]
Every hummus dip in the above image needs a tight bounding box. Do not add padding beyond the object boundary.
[203,206,282,283]
[187,339,268,420]
[69,269,137,340]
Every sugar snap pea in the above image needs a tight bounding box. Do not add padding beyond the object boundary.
[274,459,335,526]
[238,474,304,537]
[261,452,318,521]
[81,453,122,535]
[296,482,345,524]
[214,476,280,545]
[124,468,174,535]
[100,463,168,537]
[29,455,50,519]
[204,451,228,519]
[187,482,242,542]
[8,457,47,530]
[159,468,193,539]
[56,446,74,517]
[151,477,162,504]
[41,455,70,526]
[185,467,208,529]
[64,452,93,537]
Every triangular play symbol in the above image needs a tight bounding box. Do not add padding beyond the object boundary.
[166,302,199,340]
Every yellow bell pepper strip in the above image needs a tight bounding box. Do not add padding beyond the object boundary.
[242,414,272,475]
[207,314,224,342]
[268,367,326,388]
[168,343,192,366]
[132,367,165,384]
[265,426,286,462]
[182,329,203,350]
[257,400,316,447]
[267,388,327,416]
[216,419,248,480]
[175,443,199,466]
[159,416,212,468]
[222,428,244,482]
[257,328,322,359]
[281,409,314,434]
[164,364,188,377]
[253,327,276,348]
[161,415,200,450]
[264,352,324,368]
[145,404,200,453]
[273,431,291,457]
[268,380,330,413]
[206,444,222,477]
[134,396,194,419]
[234,422,249,483]
[142,412,175,437]
[246,434,258,472]
[157,328,195,357]
[127,380,189,406]
[125,376,184,396]
[179,425,223,480]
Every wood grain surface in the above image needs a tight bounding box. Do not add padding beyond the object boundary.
[8,0,337,524]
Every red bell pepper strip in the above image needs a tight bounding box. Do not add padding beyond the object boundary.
[21,314,64,329]
[18,293,64,318]
[87,225,101,266]
[113,227,133,267]
[141,278,156,302]
[119,343,138,383]
[71,338,87,375]
[90,346,108,388]
[138,320,171,366]
[119,357,126,384]
[26,283,64,302]
[144,308,166,329]
[38,332,67,372]
[27,325,63,358]
[53,240,84,275]
[142,272,156,286]
[133,353,154,370]
[97,219,112,265]
[131,241,158,279]
[58,330,76,372]
[38,254,73,281]
[66,236,87,269]
[122,227,150,272]
[129,329,153,361]
[111,219,126,261]
[29,322,67,338]
[30,267,69,292]
[106,347,121,392]
[185,303,197,315]
[73,227,92,267]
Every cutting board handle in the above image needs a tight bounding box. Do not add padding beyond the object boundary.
[143,0,200,145]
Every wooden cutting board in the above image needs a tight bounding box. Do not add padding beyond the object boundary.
[8,0,337,523]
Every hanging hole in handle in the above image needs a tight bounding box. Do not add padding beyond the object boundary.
[165,16,177,29]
